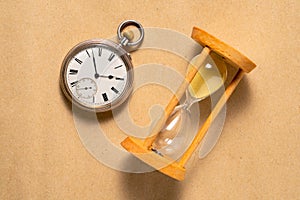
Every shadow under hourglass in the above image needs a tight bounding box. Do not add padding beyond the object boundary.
[120,169,183,200]
[226,76,252,119]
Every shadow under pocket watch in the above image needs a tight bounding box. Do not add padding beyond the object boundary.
[60,20,144,112]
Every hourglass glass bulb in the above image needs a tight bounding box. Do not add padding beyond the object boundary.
[152,106,183,150]
[152,105,195,159]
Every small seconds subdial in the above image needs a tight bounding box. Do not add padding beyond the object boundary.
[76,78,97,99]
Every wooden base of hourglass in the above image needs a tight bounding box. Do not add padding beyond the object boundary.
[121,27,256,181]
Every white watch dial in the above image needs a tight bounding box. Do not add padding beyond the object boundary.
[65,46,129,109]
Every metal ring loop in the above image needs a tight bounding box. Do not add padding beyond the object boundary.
[117,20,144,47]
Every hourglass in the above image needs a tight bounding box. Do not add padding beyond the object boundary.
[121,27,256,181]
[151,52,227,159]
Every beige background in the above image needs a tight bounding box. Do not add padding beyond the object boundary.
[1,0,299,199]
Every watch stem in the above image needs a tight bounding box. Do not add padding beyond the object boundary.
[120,30,134,46]
[123,30,134,41]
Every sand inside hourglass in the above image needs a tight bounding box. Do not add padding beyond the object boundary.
[188,56,227,99]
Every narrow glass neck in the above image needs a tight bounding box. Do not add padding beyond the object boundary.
[182,91,202,111]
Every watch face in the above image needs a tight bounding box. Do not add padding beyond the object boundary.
[60,40,133,112]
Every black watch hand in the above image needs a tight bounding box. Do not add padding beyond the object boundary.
[92,50,99,79]
[99,75,124,80]
[99,75,112,79]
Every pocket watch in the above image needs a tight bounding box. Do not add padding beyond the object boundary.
[60,20,144,112]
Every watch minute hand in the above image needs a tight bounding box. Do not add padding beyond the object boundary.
[92,50,99,78]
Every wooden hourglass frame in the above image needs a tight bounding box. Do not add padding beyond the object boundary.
[121,27,256,181]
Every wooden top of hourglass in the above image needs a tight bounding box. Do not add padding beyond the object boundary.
[191,27,256,73]
[121,27,256,181]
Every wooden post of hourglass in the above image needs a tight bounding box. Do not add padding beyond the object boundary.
[121,27,256,181]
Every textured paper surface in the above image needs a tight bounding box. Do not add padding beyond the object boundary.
[0,1,299,199]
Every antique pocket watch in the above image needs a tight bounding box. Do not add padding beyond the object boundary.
[60,20,144,112]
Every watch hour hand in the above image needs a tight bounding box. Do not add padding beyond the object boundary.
[99,75,124,80]
[99,75,111,79]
